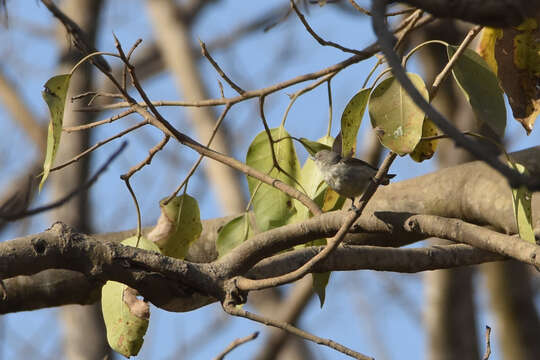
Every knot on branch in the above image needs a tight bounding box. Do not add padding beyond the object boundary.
[222,278,248,307]
[30,238,47,255]
[405,217,420,232]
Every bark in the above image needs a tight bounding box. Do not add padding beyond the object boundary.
[50,1,109,359]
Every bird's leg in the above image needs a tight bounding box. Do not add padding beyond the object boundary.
[348,198,357,211]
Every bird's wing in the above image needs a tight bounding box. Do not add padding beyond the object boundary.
[341,156,379,171]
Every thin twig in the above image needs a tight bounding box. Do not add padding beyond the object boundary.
[199,39,245,95]
[223,303,373,360]
[121,135,170,179]
[164,104,232,204]
[40,0,110,72]
[71,91,124,105]
[260,96,308,197]
[213,332,259,360]
[281,72,335,127]
[326,78,333,137]
[348,0,416,16]
[79,12,433,114]
[429,25,482,99]
[482,326,492,360]
[123,39,143,91]
[121,177,142,247]
[291,0,365,56]
[0,142,127,221]
[51,121,146,172]
[63,109,135,133]
[371,0,539,190]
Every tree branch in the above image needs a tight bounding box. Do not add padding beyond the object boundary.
[397,0,539,27]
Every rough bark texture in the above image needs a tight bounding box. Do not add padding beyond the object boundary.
[50,1,109,359]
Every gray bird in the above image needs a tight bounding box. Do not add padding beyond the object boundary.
[312,150,396,205]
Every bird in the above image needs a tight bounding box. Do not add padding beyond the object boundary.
[312,149,395,207]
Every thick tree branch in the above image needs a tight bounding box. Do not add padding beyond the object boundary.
[1,147,539,313]
[397,0,539,27]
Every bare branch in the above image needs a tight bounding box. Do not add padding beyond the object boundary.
[52,121,146,172]
[222,302,373,360]
[0,142,127,221]
[213,332,259,360]
[40,0,110,72]
[199,39,245,95]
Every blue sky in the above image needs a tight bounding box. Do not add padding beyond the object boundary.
[1,1,538,359]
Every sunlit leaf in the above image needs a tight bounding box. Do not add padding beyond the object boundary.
[477,17,540,134]
[368,73,428,155]
[298,137,332,156]
[341,88,371,157]
[102,236,160,357]
[216,213,254,258]
[448,46,506,137]
[509,162,536,243]
[477,27,502,75]
[410,118,440,162]
[148,194,202,259]
[39,74,72,191]
[246,126,300,231]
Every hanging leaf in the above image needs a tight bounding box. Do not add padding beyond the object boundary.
[509,162,536,243]
[341,88,371,157]
[216,213,254,258]
[39,74,72,191]
[148,194,202,259]
[477,27,502,75]
[246,126,300,231]
[312,269,331,308]
[448,46,506,137]
[410,118,440,162]
[477,17,540,134]
[368,73,428,155]
[102,236,160,357]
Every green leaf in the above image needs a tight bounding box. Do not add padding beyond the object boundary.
[39,74,72,191]
[341,88,371,157]
[509,162,535,243]
[368,73,428,155]
[216,213,254,258]
[246,126,300,231]
[102,236,160,357]
[447,46,506,137]
[150,194,202,259]
[298,137,332,156]
[313,271,331,307]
